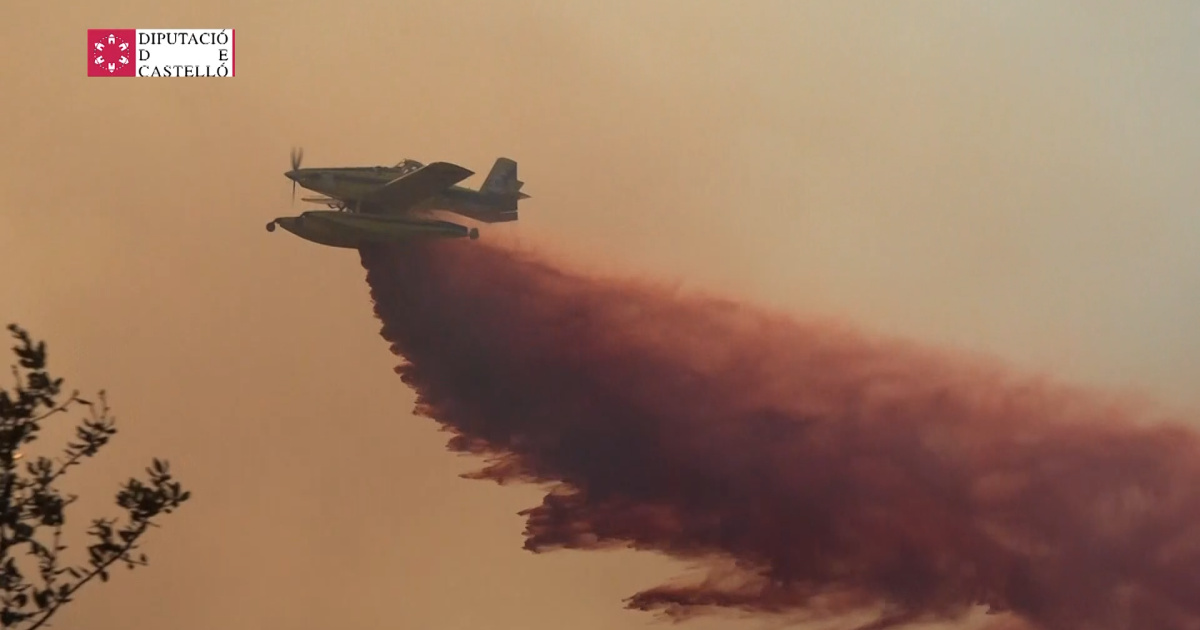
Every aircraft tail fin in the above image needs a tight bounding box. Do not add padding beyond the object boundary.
[443,157,526,222]
[480,158,526,197]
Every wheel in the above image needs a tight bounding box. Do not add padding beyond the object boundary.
[266,221,276,232]
[469,227,479,240]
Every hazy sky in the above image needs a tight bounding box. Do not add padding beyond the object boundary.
[2,1,1199,629]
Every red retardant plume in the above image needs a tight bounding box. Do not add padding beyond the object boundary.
[360,240,1200,630]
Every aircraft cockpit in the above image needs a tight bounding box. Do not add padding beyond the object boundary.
[393,159,425,176]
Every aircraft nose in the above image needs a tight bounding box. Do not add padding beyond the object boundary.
[284,170,299,181]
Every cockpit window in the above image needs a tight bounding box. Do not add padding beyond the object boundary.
[394,159,424,175]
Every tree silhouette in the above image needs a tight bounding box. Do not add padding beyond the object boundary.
[0,324,190,628]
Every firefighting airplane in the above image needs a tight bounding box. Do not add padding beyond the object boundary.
[266,148,529,248]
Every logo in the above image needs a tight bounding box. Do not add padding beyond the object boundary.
[87,30,136,77]
[87,29,234,78]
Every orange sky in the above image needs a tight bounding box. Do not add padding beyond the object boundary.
[2,2,1199,629]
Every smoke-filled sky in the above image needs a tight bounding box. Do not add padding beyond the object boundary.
[2,2,1200,629]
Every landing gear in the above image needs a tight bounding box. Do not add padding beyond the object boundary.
[266,221,276,232]
[468,228,479,240]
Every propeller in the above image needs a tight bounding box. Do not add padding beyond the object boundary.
[289,147,304,204]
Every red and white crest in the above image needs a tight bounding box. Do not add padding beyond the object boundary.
[86,29,136,77]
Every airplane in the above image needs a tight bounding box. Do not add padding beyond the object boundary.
[266,148,530,248]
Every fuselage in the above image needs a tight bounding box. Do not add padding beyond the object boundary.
[286,166,517,219]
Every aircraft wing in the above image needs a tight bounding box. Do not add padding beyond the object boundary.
[365,161,474,210]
